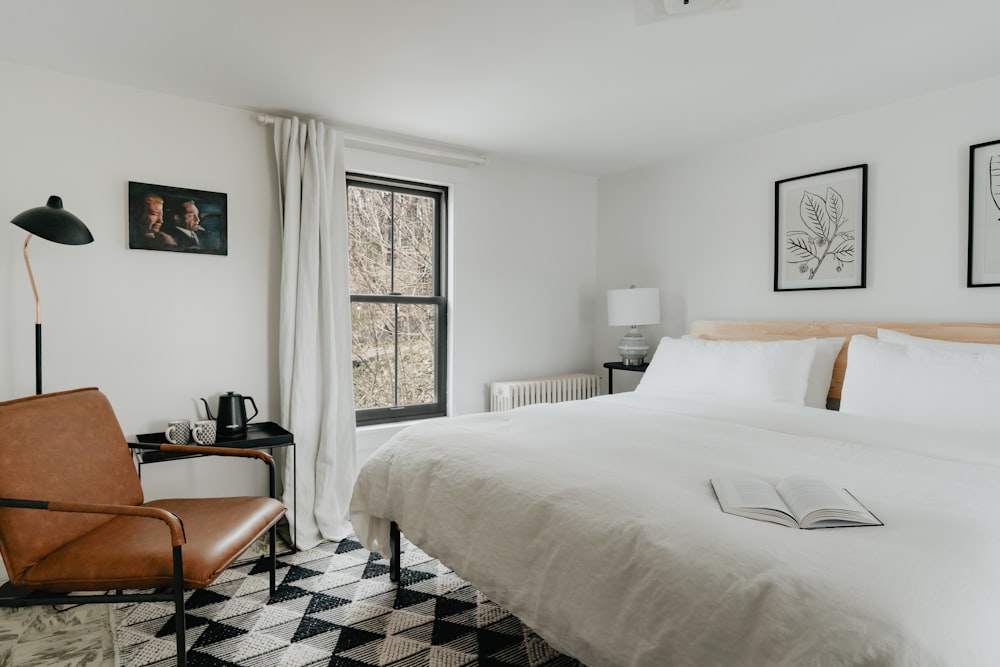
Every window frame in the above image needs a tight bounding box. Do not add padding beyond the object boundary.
[347,173,448,426]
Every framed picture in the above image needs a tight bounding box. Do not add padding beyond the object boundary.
[774,164,867,291]
[128,181,227,255]
[968,139,1000,287]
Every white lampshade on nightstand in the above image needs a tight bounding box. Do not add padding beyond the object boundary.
[607,286,661,365]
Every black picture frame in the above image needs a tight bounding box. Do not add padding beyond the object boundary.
[967,139,1000,287]
[128,181,227,255]
[774,164,867,291]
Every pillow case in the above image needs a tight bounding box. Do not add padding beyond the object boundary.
[840,334,1000,434]
[681,335,843,408]
[638,336,817,405]
[803,337,845,409]
[877,328,1000,356]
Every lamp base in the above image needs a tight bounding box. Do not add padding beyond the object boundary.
[618,326,649,366]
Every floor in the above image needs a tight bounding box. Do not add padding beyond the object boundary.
[0,602,115,667]
[0,534,284,666]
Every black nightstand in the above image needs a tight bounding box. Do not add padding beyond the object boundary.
[603,361,649,394]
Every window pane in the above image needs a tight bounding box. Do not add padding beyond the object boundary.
[396,303,437,405]
[348,186,392,295]
[351,300,438,409]
[392,192,435,296]
[351,301,395,410]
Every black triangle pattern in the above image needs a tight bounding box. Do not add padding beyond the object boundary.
[112,537,581,666]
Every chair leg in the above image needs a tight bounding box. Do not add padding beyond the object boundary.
[172,545,187,667]
[390,521,401,583]
[269,523,277,597]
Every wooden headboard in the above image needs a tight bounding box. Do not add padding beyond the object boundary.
[689,320,1000,400]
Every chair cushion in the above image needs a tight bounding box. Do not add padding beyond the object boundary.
[17,496,285,591]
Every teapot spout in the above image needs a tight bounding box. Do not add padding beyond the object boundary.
[200,397,214,420]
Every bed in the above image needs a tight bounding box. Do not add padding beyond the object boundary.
[349,321,1000,666]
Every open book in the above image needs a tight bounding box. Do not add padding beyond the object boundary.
[710,475,882,529]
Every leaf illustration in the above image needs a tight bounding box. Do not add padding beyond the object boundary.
[786,234,816,262]
[800,191,829,238]
[833,244,855,262]
[825,187,845,226]
[991,155,1000,213]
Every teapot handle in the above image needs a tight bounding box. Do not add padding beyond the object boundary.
[244,395,259,423]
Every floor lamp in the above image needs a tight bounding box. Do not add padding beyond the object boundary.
[10,196,94,395]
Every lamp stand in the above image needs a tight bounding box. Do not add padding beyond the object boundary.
[618,325,649,366]
[22,234,43,395]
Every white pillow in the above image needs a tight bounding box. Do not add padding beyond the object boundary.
[804,337,845,409]
[840,334,1000,434]
[638,337,817,405]
[877,328,1000,356]
[682,335,843,408]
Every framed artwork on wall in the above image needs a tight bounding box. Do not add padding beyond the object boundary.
[967,139,1000,287]
[774,164,867,291]
[128,181,227,255]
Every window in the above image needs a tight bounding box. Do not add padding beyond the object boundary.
[347,174,447,425]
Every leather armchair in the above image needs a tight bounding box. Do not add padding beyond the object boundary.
[0,387,287,667]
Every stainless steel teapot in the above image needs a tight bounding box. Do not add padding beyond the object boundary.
[201,391,258,438]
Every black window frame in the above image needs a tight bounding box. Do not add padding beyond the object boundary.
[348,173,448,426]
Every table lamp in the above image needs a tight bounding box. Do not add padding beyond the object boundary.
[10,196,94,394]
[607,286,661,365]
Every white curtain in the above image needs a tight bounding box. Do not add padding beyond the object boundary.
[272,116,357,549]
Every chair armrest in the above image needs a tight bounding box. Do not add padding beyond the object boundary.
[0,498,186,547]
[156,443,273,464]
[152,444,279,499]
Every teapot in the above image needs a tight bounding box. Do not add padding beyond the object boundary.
[201,391,258,439]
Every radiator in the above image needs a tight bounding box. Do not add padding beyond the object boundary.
[489,372,601,412]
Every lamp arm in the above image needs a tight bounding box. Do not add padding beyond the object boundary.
[22,234,40,325]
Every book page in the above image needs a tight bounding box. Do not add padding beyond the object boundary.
[710,477,796,528]
[775,476,878,527]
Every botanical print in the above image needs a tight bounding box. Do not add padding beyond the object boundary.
[785,186,855,280]
[986,156,1000,275]
[967,140,1000,286]
[774,164,867,291]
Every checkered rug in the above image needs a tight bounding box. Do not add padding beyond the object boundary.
[112,536,580,666]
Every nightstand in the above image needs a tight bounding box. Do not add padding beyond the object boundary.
[603,361,648,394]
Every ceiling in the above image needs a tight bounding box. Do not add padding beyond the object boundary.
[1,0,998,176]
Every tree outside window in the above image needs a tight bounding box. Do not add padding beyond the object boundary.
[347,175,447,425]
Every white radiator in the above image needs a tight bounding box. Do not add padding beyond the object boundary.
[489,372,601,412]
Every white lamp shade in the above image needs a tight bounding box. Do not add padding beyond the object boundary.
[607,287,661,326]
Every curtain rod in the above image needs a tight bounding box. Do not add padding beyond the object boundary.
[256,113,488,167]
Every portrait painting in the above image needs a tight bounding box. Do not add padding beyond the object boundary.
[128,181,227,255]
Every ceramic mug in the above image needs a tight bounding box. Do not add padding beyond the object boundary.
[164,420,191,445]
[192,420,217,445]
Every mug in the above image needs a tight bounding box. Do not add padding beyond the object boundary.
[192,420,217,445]
[164,420,191,445]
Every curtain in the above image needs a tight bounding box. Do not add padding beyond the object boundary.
[272,116,357,549]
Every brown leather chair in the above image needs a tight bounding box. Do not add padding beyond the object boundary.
[0,387,286,667]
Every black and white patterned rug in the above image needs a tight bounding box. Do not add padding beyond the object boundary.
[112,536,581,666]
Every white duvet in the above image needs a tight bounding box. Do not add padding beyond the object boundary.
[349,393,1000,666]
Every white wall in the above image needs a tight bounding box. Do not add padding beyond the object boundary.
[596,74,1000,384]
[0,62,280,499]
[0,62,600,486]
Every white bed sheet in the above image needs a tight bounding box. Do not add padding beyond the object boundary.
[349,393,1000,666]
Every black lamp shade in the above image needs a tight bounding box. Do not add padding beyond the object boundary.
[11,196,93,245]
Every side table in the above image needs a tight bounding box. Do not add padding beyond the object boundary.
[603,361,649,394]
[128,421,296,551]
